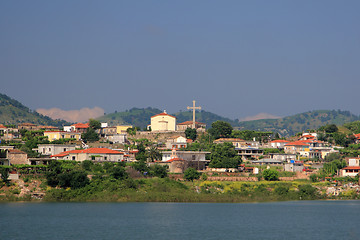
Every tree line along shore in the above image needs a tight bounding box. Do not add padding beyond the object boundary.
[0,160,359,202]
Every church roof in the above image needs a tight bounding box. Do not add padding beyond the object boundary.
[151,112,176,118]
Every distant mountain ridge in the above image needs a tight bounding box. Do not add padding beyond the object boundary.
[1,93,359,135]
[97,108,359,136]
[0,93,69,127]
[236,110,360,136]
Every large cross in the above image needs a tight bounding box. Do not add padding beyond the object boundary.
[187,100,201,129]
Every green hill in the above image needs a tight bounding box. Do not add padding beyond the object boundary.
[0,93,69,127]
[236,110,360,136]
[173,110,238,128]
[96,107,163,128]
[2,92,355,136]
[97,108,360,135]
[97,107,238,129]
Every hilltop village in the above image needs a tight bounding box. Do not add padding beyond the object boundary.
[1,104,360,202]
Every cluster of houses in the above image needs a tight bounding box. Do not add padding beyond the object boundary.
[0,109,359,178]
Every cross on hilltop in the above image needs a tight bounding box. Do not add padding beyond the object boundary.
[187,100,201,129]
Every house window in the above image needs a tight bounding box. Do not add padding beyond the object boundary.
[104,157,107,160]
[72,156,75,160]
[64,148,67,152]
[91,156,95,160]
[192,155,196,160]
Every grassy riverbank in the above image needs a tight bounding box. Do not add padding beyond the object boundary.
[2,176,359,203]
[1,160,359,202]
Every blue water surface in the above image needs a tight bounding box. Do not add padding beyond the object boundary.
[0,201,359,240]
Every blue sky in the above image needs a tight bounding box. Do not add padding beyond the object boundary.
[1,1,359,120]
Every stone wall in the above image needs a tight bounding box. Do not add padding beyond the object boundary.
[131,131,186,143]
[207,177,258,181]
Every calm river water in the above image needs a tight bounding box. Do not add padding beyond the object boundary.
[1,201,359,240]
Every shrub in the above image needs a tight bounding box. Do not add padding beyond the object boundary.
[298,184,318,200]
[58,170,90,189]
[184,168,201,182]
[262,169,279,181]
[274,185,289,195]
[201,173,208,181]
[149,165,168,178]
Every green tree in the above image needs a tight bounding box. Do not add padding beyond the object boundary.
[262,169,279,181]
[127,127,137,136]
[185,128,197,141]
[58,170,90,189]
[208,121,233,139]
[148,145,161,162]
[135,143,148,162]
[89,119,101,130]
[132,160,149,174]
[110,165,128,180]
[149,164,168,178]
[0,167,10,183]
[319,124,338,133]
[81,128,99,143]
[324,152,342,162]
[183,167,201,182]
[209,142,241,168]
[46,161,63,187]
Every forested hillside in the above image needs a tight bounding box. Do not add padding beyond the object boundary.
[0,93,68,127]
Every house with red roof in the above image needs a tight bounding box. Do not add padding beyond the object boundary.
[270,139,290,148]
[149,149,190,173]
[0,124,8,138]
[150,111,176,132]
[0,125,19,140]
[51,148,124,162]
[165,136,187,149]
[340,166,360,177]
[149,157,187,173]
[18,123,38,131]
[284,141,310,155]
[71,123,90,133]
[353,133,360,143]
[299,134,316,141]
[160,149,210,171]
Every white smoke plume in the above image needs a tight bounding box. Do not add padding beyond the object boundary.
[36,107,105,123]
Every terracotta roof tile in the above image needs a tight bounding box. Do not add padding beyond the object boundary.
[166,157,185,162]
[285,141,310,146]
[271,140,290,143]
[343,166,360,170]
[71,123,90,128]
[8,149,26,154]
[51,148,124,158]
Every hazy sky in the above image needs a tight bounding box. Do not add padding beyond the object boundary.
[1,1,359,120]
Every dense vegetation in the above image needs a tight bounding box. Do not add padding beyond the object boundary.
[0,93,69,127]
